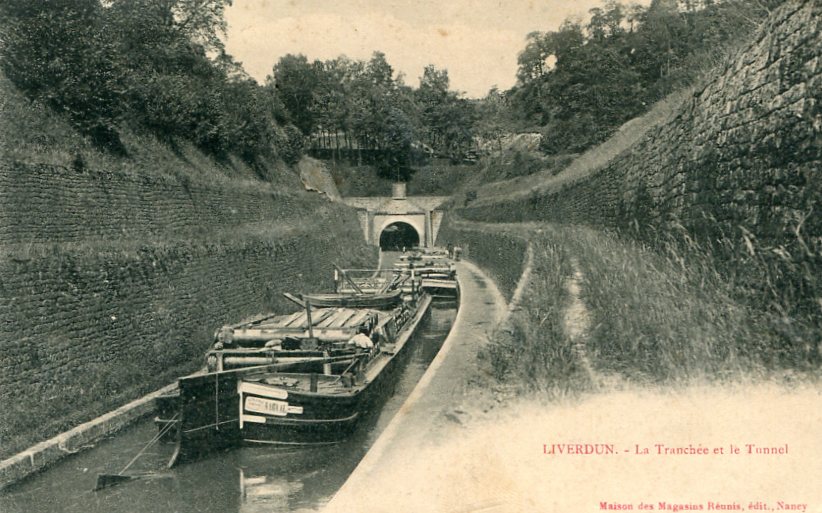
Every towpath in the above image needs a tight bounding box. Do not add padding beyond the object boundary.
[324,259,507,513]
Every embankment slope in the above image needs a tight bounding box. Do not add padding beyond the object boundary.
[460,0,821,318]
[0,78,376,460]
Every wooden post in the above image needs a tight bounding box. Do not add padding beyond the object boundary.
[323,351,332,376]
[310,373,318,392]
[355,358,363,385]
[305,300,314,339]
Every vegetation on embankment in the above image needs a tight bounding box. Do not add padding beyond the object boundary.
[0,71,305,192]
[444,0,785,197]
[3,0,781,193]
[504,0,785,156]
[453,86,691,207]
[0,0,310,174]
[328,160,475,197]
[444,219,819,397]
[564,227,818,383]
[485,233,587,395]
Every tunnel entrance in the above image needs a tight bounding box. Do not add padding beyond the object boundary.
[379,222,420,251]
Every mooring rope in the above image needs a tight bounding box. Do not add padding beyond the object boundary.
[214,373,220,431]
[119,412,179,475]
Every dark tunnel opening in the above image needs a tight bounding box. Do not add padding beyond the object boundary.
[379,222,420,251]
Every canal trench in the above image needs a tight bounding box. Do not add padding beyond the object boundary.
[0,297,456,513]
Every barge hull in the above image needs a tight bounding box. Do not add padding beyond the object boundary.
[239,294,432,445]
[164,295,432,464]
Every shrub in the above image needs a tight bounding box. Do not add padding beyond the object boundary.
[0,0,125,149]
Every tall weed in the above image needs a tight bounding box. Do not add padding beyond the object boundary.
[484,237,593,396]
[473,220,818,393]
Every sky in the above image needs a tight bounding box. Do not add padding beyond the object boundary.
[224,0,650,99]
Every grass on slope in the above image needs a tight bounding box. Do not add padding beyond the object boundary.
[458,87,692,208]
[567,227,760,384]
[475,222,816,397]
[0,72,303,191]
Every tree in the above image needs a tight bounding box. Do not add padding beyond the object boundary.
[516,32,554,83]
[417,65,451,151]
[540,41,644,152]
[167,0,233,53]
[366,51,394,87]
[625,3,648,32]
[107,0,232,54]
[440,96,477,162]
[378,107,414,180]
[511,21,585,127]
[476,87,515,152]
[633,0,687,86]
[415,65,476,160]
[270,54,322,135]
[588,1,627,40]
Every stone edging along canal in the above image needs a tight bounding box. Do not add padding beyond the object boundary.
[0,383,176,490]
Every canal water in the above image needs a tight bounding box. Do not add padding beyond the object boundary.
[0,305,456,513]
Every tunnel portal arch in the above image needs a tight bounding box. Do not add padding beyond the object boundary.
[378,221,421,251]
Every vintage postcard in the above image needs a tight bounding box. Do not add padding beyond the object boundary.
[0,0,819,512]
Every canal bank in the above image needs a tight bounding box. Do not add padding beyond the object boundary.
[325,260,509,512]
[0,383,176,490]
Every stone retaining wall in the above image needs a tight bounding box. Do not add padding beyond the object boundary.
[459,0,820,314]
[0,161,376,460]
[437,217,528,300]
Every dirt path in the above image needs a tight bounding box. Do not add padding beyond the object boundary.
[563,259,597,385]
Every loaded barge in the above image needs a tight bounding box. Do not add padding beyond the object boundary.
[154,277,433,467]
[336,253,459,301]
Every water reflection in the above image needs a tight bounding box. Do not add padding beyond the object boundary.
[0,305,455,513]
